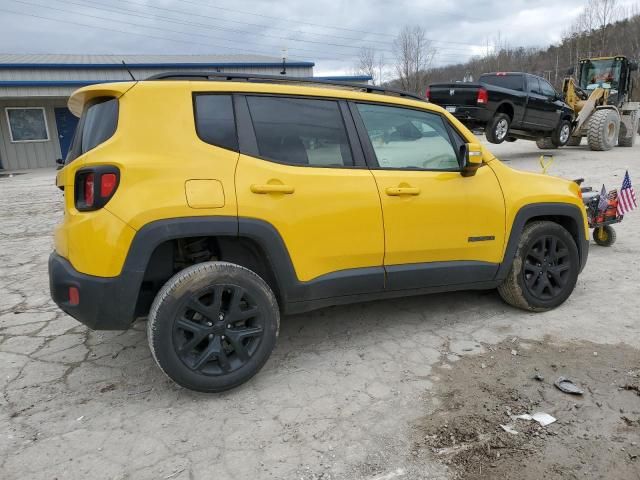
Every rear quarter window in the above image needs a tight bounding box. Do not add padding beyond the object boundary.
[480,74,524,91]
[67,97,118,163]
[194,94,238,151]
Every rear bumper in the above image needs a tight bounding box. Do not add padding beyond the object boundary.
[448,106,492,125]
[48,252,138,330]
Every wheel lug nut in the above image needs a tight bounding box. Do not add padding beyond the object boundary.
[227,324,231,329]
[219,314,224,320]
[207,322,212,327]
[221,335,225,340]
[208,334,213,339]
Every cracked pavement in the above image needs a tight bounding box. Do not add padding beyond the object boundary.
[1,139,639,480]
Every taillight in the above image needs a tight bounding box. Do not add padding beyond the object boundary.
[425,86,431,101]
[477,88,489,104]
[75,166,120,211]
[100,173,117,197]
[84,173,95,207]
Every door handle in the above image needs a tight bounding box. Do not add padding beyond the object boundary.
[250,184,295,194]
[385,186,420,196]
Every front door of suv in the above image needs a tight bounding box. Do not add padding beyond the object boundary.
[352,102,506,291]
[234,95,385,298]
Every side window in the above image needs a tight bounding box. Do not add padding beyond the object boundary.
[356,103,460,170]
[246,96,353,167]
[539,79,556,97]
[481,74,523,91]
[194,94,238,151]
[527,77,542,95]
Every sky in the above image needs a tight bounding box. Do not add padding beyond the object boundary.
[0,0,636,76]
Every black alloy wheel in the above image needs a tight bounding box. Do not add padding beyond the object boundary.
[174,285,263,375]
[522,235,572,301]
[148,262,279,393]
[497,221,580,311]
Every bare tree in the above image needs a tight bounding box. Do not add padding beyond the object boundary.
[590,0,619,54]
[393,25,436,94]
[356,47,386,85]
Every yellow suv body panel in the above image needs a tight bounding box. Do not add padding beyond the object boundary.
[49,78,589,330]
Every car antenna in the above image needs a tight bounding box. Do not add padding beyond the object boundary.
[121,60,136,81]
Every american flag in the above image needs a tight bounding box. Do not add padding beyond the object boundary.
[617,170,637,216]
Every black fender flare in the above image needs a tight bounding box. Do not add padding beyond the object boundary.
[123,216,383,310]
[495,203,589,281]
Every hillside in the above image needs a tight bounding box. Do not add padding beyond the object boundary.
[425,8,640,98]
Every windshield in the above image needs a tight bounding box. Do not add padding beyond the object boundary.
[579,59,622,91]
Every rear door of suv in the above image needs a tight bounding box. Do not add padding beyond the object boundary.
[234,94,385,298]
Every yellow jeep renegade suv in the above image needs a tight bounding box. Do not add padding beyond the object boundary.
[49,73,589,392]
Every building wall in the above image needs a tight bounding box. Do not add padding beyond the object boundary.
[0,98,66,170]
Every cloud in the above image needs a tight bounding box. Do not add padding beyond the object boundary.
[0,0,632,75]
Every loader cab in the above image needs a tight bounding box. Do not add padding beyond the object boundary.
[578,56,636,106]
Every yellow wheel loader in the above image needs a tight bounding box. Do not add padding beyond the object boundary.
[563,56,639,150]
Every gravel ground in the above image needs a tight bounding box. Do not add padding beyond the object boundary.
[1,137,639,480]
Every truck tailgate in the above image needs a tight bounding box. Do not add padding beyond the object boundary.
[429,83,480,107]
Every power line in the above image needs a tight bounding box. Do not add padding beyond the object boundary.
[91,0,394,47]
[13,0,482,63]
[8,0,350,60]
[0,7,334,61]
[182,0,487,47]
[75,0,480,55]
[64,0,396,55]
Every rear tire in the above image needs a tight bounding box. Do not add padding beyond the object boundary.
[536,137,557,149]
[552,119,572,147]
[498,221,579,312]
[485,113,511,144]
[587,109,620,151]
[147,262,279,393]
[593,225,616,247]
[618,115,638,147]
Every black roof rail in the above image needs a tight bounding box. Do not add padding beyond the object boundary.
[145,72,426,102]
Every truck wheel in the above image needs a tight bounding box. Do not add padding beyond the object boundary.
[147,262,279,393]
[618,116,638,147]
[552,119,572,147]
[498,221,579,312]
[535,137,557,149]
[587,109,620,151]
[593,225,616,246]
[485,113,511,144]
[566,136,582,146]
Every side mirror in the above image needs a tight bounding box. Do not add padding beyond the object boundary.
[55,158,64,170]
[459,142,483,177]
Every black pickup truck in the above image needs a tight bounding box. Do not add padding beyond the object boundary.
[427,72,574,148]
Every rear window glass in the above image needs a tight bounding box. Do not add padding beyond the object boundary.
[480,74,523,91]
[194,94,238,151]
[67,97,118,163]
[246,96,353,167]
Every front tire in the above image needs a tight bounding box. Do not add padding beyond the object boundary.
[498,221,579,312]
[147,262,279,393]
[552,119,572,147]
[593,225,616,246]
[485,113,511,144]
[587,109,620,151]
